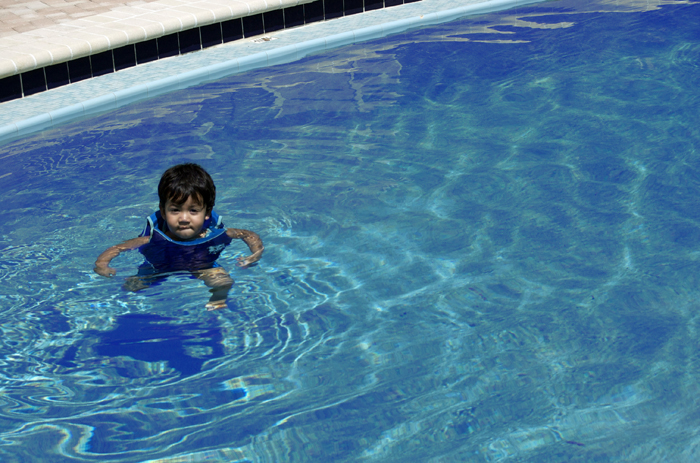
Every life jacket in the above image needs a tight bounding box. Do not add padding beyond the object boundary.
[138,210,232,272]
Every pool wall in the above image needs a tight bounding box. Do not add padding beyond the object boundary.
[0,0,544,146]
[0,0,422,103]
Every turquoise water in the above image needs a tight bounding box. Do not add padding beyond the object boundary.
[1,0,700,460]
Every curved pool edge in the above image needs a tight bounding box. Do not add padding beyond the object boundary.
[0,0,544,146]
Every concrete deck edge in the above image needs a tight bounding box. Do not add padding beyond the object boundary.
[0,0,316,79]
[0,0,544,146]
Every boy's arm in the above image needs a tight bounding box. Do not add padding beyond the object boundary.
[226,228,264,267]
[94,236,150,277]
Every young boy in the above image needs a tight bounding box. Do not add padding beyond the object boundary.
[94,163,264,310]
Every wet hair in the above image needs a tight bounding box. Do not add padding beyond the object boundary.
[158,163,216,211]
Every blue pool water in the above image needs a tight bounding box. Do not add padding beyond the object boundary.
[1,0,700,460]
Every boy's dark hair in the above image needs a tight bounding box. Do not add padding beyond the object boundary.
[158,163,216,211]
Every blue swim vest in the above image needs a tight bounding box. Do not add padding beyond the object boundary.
[138,210,232,273]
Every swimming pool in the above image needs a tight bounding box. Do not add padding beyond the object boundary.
[1,0,700,460]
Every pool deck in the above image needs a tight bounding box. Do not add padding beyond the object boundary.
[0,0,542,142]
[0,0,314,79]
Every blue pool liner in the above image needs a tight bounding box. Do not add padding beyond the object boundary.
[0,0,542,144]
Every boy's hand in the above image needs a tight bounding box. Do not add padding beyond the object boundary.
[94,237,148,278]
[94,264,117,277]
[237,248,263,268]
[226,229,263,267]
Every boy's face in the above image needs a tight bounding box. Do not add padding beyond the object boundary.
[160,196,211,241]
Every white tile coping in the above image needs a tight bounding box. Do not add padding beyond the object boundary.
[0,0,545,145]
[0,0,314,79]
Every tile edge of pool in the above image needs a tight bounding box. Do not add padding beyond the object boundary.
[0,0,544,146]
